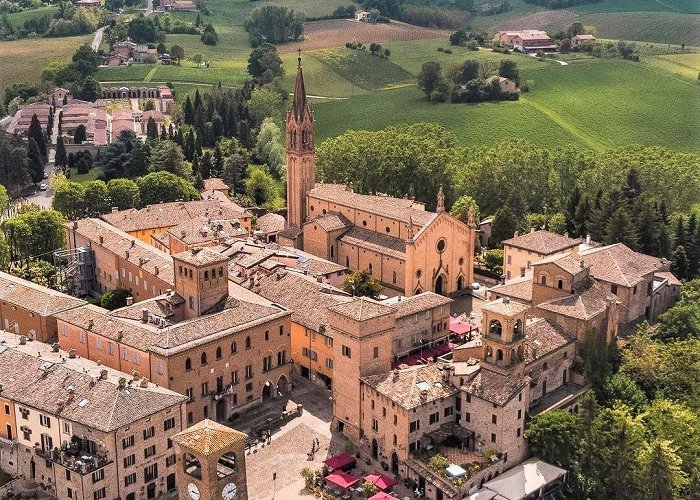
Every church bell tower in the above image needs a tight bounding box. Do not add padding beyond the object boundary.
[286,51,316,233]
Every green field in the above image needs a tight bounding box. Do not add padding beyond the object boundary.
[299,40,700,152]
[573,0,700,13]
[0,35,91,93]
[6,5,58,28]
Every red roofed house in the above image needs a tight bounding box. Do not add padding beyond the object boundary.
[497,30,557,52]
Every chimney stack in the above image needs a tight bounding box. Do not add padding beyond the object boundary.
[118,377,127,389]
[393,369,399,381]
[420,389,428,401]
[51,343,59,352]
[111,207,118,213]
[125,296,133,306]
[503,296,510,304]
[520,267,526,278]
[100,369,108,379]
[19,336,27,345]
[586,234,591,245]
[68,349,76,359]
[99,235,104,244]
[141,308,149,323]
[87,319,94,330]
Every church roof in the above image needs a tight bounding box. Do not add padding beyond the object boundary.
[172,419,247,455]
[308,184,436,227]
[339,226,406,260]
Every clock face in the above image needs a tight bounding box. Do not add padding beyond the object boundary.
[188,482,201,500]
[222,482,237,500]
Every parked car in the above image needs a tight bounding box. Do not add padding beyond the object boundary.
[39,183,48,191]
[43,172,49,179]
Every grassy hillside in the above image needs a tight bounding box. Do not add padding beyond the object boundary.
[6,5,58,28]
[572,0,700,13]
[0,35,90,93]
[302,40,700,152]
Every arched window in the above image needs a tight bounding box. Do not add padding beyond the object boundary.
[201,352,207,366]
[277,350,286,365]
[392,271,397,284]
[368,263,373,275]
[540,275,547,285]
[204,270,209,280]
[485,346,493,358]
[245,336,252,350]
[219,267,223,277]
[496,349,504,361]
[346,256,350,267]
[184,453,202,479]
[231,341,237,353]
[217,451,236,478]
[513,319,523,336]
[279,325,283,336]
[185,358,192,371]
[557,279,564,289]
[216,347,222,359]
[489,320,503,336]
[330,245,334,258]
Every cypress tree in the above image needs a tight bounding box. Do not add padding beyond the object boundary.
[27,114,47,160]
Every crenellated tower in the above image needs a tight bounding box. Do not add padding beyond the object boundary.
[285,51,316,233]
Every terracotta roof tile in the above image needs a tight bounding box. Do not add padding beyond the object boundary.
[537,276,616,320]
[172,419,246,455]
[330,297,394,322]
[580,243,665,287]
[481,297,531,317]
[0,271,86,316]
[172,247,228,266]
[361,363,458,410]
[385,292,452,318]
[339,226,406,260]
[464,367,528,406]
[524,318,574,364]
[203,178,229,191]
[307,213,353,232]
[309,184,435,226]
[256,213,285,234]
[502,230,579,255]
[489,276,533,303]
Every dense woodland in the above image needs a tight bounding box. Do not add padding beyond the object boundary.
[527,279,700,499]
[316,123,700,279]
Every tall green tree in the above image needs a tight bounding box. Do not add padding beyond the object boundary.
[53,180,85,219]
[26,138,45,184]
[83,180,108,217]
[417,61,443,97]
[247,43,284,84]
[343,269,382,299]
[149,140,191,178]
[491,206,518,247]
[526,410,580,471]
[73,124,87,144]
[137,171,199,206]
[106,178,140,210]
[640,440,688,500]
[27,114,47,160]
[146,116,158,140]
[55,136,67,169]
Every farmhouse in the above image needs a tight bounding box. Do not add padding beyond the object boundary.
[157,0,198,11]
[60,100,108,145]
[572,34,596,46]
[487,75,517,93]
[355,11,370,21]
[76,0,101,8]
[497,30,557,52]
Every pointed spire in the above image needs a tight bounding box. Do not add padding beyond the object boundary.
[293,49,307,121]
[436,185,445,213]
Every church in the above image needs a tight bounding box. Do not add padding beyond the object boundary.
[279,55,476,297]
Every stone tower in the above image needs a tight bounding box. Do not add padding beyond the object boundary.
[285,52,316,233]
[481,297,530,377]
[172,419,249,500]
[330,298,394,445]
[173,247,230,320]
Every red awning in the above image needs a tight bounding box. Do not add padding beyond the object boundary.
[369,493,395,500]
[324,453,356,470]
[364,473,397,490]
[325,471,360,489]
[450,317,472,335]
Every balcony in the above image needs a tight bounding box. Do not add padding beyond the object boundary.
[34,439,112,475]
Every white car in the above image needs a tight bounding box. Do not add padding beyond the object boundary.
[471,282,481,290]
[39,183,48,191]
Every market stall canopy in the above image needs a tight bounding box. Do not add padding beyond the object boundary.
[325,470,360,489]
[324,453,357,471]
[364,472,397,490]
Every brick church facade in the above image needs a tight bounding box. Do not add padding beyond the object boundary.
[281,56,477,297]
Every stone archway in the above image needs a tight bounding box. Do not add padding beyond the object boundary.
[371,439,378,460]
[391,452,399,474]
[435,275,445,295]
[457,275,464,291]
[276,375,289,395]
[262,381,273,401]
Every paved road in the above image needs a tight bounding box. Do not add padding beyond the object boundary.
[146,0,154,16]
[91,26,105,51]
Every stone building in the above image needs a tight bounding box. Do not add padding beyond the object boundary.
[501,229,580,280]
[281,56,477,297]
[54,247,293,425]
[0,332,187,499]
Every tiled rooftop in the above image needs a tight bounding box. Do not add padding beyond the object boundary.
[172,246,229,266]
[172,419,246,455]
[464,367,528,406]
[0,332,186,432]
[0,271,86,316]
[69,218,175,285]
[580,243,665,287]
[256,213,285,234]
[101,199,249,233]
[203,178,229,191]
[340,226,406,260]
[362,363,458,410]
[537,276,617,321]
[502,230,579,255]
[308,184,435,226]
[481,297,530,317]
[524,318,574,364]
[489,275,533,303]
[308,213,353,232]
[329,297,394,322]
[383,292,452,319]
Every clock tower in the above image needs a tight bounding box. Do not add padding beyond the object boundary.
[172,419,249,500]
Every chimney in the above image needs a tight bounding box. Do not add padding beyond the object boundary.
[500,274,506,285]
[125,296,133,306]
[520,267,526,278]
[51,343,59,352]
[87,319,94,330]
[131,370,141,380]
[118,377,127,389]
[100,369,108,379]
[165,288,172,295]
[564,231,569,238]
[514,231,519,237]
[393,369,399,381]
[139,378,149,388]
[530,227,535,233]
[68,349,76,359]
[19,336,27,345]
[420,389,429,401]
[141,308,149,323]
[125,250,130,259]
[111,207,118,213]
[117,331,123,341]
[154,266,159,276]
[503,296,510,304]
[586,234,591,245]
[181,230,186,239]
[138,257,144,266]
[98,235,104,244]
[130,240,136,248]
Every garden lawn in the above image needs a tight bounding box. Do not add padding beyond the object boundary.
[644,52,700,80]
[0,35,90,92]
[96,64,156,83]
[573,0,700,13]
[68,167,104,183]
